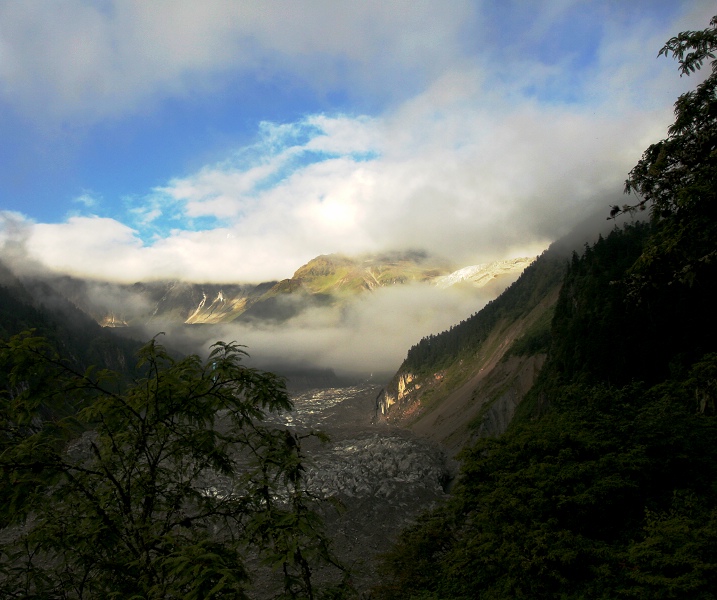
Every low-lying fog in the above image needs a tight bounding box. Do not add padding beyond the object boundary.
[128,277,518,379]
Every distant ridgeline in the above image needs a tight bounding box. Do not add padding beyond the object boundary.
[374,220,717,599]
[28,251,530,329]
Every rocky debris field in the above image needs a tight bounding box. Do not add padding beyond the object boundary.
[275,383,456,595]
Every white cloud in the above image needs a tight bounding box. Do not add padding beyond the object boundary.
[26,216,147,278]
[0,0,475,123]
[73,193,98,209]
[152,281,508,376]
[18,93,666,283]
[7,2,716,284]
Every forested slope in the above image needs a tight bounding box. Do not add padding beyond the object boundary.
[374,16,717,598]
[0,260,142,381]
[403,248,565,375]
[375,220,717,599]
[374,242,568,451]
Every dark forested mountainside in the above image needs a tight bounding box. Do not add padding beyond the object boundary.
[374,241,568,451]
[375,17,717,598]
[0,260,142,380]
[402,244,567,375]
[376,221,717,600]
[547,221,712,391]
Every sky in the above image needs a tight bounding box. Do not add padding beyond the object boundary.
[0,0,714,285]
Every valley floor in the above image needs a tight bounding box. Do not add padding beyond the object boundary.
[275,384,454,595]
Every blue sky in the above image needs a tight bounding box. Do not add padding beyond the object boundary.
[0,0,714,283]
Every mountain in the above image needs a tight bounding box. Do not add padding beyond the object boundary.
[372,212,656,454]
[374,220,717,599]
[34,251,532,329]
[374,245,566,454]
[293,250,452,292]
[41,277,273,327]
[0,259,143,381]
[239,250,460,323]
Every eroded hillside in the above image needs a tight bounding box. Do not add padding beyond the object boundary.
[375,245,567,454]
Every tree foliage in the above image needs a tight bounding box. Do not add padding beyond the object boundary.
[549,223,714,397]
[0,333,343,599]
[619,16,717,289]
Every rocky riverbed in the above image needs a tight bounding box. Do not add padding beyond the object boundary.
[269,383,456,595]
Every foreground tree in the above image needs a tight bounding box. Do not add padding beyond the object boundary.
[620,15,717,289]
[0,332,343,599]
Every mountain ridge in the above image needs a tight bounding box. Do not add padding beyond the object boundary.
[23,251,533,330]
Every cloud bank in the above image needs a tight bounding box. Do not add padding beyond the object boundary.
[140,282,515,377]
[8,95,677,282]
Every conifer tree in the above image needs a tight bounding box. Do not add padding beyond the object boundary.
[620,16,717,289]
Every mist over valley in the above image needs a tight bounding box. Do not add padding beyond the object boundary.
[17,250,534,378]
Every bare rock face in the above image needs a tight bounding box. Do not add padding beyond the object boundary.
[99,313,129,327]
[376,372,417,417]
[376,353,547,455]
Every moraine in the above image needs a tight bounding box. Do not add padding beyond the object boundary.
[269,383,455,592]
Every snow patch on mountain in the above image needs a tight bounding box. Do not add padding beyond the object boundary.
[433,258,534,289]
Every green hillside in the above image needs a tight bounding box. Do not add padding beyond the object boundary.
[402,245,565,375]
[292,251,452,294]
[374,242,567,451]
